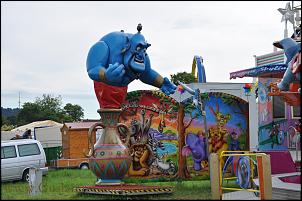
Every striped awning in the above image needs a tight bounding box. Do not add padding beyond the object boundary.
[230,64,287,79]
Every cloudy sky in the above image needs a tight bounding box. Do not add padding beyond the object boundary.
[1,1,298,119]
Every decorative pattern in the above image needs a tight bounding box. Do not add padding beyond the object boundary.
[90,158,130,180]
[74,184,174,195]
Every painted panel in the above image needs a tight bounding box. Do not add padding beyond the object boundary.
[257,77,300,151]
[120,90,249,179]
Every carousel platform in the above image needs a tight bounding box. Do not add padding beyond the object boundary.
[74,183,174,196]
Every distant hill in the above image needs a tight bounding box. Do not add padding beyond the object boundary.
[1,107,20,117]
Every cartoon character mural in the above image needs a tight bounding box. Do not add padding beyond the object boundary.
[208,103,231,154]
[257,76,300,151]
[119,90,249,178]
[120,90,178,178]
[86,23,176,109]
[182,133,207,171]
[229,130,240,151]
[260,122,286,149]
[179,92,248,176]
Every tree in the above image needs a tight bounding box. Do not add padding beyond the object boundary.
[1,115,15,131]
[63,103,84,122]
[170,71,195,85]
[2,115,10,126]
[170,71,200,179]
[16,94,85,125]
[171,101,200,179]
[17,102,44,125]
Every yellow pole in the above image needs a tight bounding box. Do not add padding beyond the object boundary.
[209,153,221,200]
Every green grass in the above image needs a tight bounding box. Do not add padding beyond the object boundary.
[1,169,212,200]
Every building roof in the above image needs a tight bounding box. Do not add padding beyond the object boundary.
[62,121,100,130]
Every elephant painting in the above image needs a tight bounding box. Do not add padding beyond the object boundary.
[182,133,208,171]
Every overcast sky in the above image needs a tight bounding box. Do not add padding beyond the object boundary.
[1,1,298,119]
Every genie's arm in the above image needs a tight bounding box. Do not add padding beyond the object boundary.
[139,55,176,95]
[86,41,109,82]
[139,55,164,87]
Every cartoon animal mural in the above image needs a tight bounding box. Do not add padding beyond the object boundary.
[180,93,248,176]
[120,90,178,177]
[127,109,176,176]
[182,133,207,171]
[125,109,154,176]
[120,90,249,178]
[208,103,231,154]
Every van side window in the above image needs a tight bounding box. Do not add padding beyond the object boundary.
[1,146,17,159]
[18,143,41,157]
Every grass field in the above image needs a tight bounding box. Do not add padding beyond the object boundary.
[1,169,213,200]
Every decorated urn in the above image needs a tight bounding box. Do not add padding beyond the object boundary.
[86,108,131,185]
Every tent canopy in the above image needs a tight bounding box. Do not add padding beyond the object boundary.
[11,120,63,133]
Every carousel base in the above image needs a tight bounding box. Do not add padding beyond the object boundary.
[74,183,174,196]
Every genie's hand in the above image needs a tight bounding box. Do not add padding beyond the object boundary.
[160,77,177,95]
[105,62,126,84]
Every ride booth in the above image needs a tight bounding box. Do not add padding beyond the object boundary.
[118,73,271,199]
[230,48,301,199]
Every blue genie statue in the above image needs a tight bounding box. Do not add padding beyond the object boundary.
[273,37,301,91]
[86,23,177,109]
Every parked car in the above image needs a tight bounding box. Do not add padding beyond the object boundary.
[1,139,48,182]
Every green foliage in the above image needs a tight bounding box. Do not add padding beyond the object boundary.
[200,92,210,101]
[170,71,195,85]
[184,103,196,113]
[17,102,44,125]
[1,124,15,131]
[125,90,141,100]
[15,94,84,126]
[1,107,20,117]
[2,115,10,126]
[63,103,84,122]
[221,94,239,105]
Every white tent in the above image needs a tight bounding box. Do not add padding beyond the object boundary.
[11,120,62,133]
[34,125,63,148]
[9,120,63,145]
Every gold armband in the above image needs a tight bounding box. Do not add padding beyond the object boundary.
[98,68,106,82]
[153,75,164,88]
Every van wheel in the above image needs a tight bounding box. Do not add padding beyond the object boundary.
[22,169,30,182]
[80,163,89,170]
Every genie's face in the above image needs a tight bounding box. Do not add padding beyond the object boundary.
[124,33,151,74]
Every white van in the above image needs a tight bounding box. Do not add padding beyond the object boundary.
[1,139,48,182]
